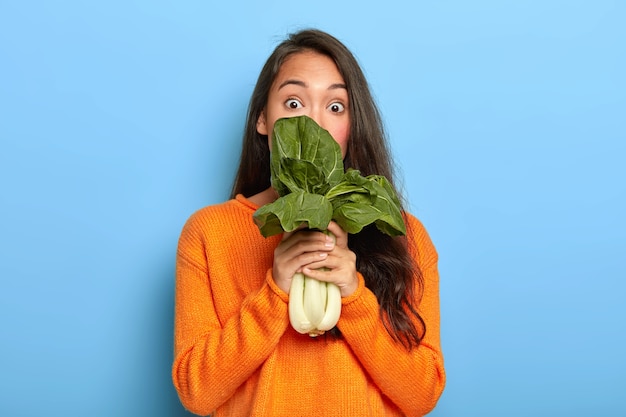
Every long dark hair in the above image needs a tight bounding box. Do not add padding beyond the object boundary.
[231,29,425,349]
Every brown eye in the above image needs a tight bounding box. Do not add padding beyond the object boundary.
[328,102,345,113]
[286,99,303,109]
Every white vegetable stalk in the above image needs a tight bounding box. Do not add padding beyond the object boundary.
[288,230,342,337]
[289,272,342,337]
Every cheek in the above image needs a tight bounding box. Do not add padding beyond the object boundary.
[330,124,350,157]
[265,121,276,149]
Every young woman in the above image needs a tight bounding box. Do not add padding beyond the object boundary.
[172,29,445,416]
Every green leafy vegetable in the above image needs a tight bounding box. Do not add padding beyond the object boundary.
[253,115,406,237]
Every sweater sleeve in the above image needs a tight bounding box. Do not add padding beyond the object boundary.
[171,212,289,416]
[337,215,446,416]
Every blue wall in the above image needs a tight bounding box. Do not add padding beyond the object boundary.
[1,1,624,416]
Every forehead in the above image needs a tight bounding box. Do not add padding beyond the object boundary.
[274,51,345,85]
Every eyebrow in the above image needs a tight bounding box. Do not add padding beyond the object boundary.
[277,79,347,91]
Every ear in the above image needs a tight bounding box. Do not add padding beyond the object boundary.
[256,110,268,135]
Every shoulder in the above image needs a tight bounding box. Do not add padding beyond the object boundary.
[182,195,257,232]
[403,211,438,268]
[178,195,258,247]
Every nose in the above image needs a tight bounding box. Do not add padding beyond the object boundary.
[307,107,325,130]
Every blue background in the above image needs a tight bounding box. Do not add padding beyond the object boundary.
[1,1,624,416]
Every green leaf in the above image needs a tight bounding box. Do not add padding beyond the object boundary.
[329,172,406,236]
[270,116,344,196]
[277,158,329,194]
[332,203,385,234]
[254,115,406,238]
[367,174,403,207]
[253,191,333,237]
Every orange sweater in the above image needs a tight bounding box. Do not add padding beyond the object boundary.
[172,194,445,416]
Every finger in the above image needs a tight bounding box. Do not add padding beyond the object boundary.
[281,222,312,240]
[281,232,334,257]
[326,221,348,248]
[280,230,294,242]
[283,250,329,272]
[303,257,350,277]
[302,263,358,296]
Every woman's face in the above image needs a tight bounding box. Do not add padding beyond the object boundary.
[257,51,350,156]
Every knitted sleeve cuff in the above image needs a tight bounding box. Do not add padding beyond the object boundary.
[265,268,289,303]
[341,272,366,305]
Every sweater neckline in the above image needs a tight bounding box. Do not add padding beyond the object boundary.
[234,194,260,211]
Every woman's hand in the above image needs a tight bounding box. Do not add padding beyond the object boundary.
[272,221,358,297]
